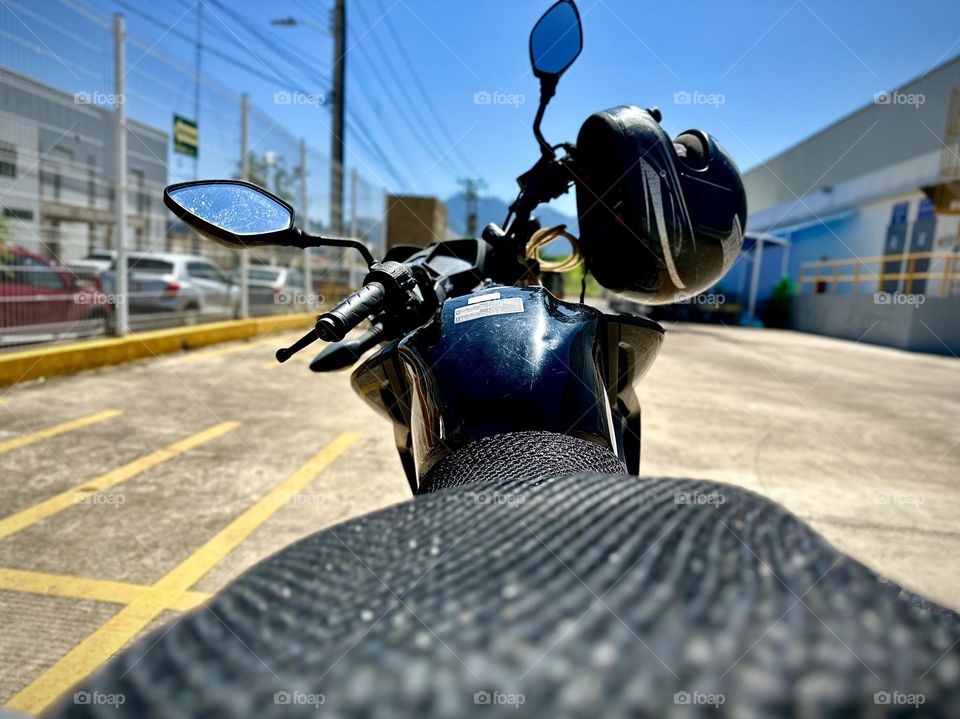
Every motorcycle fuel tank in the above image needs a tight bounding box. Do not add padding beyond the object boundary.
[350,285,664,487]
[400,286,614,475]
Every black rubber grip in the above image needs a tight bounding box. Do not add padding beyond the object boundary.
[315,282,386,342]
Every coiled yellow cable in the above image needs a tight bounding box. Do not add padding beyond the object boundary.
[525,224,583,273]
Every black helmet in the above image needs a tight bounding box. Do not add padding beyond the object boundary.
[574,105,747,304]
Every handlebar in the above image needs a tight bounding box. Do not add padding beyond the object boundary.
[315,282,387,343]
[275,282,387,363]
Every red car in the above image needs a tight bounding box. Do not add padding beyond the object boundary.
[0,246,108,332]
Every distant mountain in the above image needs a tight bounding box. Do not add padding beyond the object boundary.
[445,193,578,256]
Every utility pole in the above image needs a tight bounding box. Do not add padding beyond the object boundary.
[113,13,128,336]
[330,0,346,235]
[459,178,485,238]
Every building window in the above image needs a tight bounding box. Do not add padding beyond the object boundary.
[131,168,146,213]
[0,143,16,178]
[2,207,34,221]
[87,154,97,208]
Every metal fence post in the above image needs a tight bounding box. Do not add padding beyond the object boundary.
[113,13,128,336]
[349,168,363,288]
[299,139,312,309]
[239,93,250,319]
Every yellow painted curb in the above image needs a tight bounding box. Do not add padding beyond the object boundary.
[0,313,316,387]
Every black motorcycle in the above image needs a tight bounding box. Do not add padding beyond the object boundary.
[164,0,746,496]
[52,2,958,717]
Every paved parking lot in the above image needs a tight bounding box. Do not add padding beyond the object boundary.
[1,322,958,713]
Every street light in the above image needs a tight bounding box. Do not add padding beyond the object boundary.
[269,17,327,33]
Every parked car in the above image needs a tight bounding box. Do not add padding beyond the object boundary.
[0,246,108,331]
[232,265,309,311]
[101,252,239,322]
[68,250,116,285]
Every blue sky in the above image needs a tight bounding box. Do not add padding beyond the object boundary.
[84,0,960,215]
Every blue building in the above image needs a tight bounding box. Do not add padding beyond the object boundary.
[737,55,960,354]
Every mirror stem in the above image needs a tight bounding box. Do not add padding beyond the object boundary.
[294,229,376,268]
[533,76,559,159]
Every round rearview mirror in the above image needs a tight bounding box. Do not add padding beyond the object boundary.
[164,180,294,246]
[530,0,583,79]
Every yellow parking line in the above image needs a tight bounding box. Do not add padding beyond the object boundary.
[0,409,121,455]
[6,431,360,715]
[0,421,240,541]
[0,568,210,612]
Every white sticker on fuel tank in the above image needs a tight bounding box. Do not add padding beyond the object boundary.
[454,297,524,324]
[467,292,501,304]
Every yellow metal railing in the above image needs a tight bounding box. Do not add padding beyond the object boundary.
[799,251,960,297]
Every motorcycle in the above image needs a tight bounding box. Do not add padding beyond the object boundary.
[53,3,960,717]
[163,0,745,496]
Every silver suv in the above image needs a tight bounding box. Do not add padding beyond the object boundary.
[102,252,239,322]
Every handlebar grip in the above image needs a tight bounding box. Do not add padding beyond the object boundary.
[315,281,387,342]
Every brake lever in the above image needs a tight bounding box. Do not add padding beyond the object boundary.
[276,328,321,363]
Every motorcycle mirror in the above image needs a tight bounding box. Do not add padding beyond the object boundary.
[163,179,377,266]
[164,180,296,248]
[529,0,583,81]
[528,0,582,158]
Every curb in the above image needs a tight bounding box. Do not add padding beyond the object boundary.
[0,313,316,387]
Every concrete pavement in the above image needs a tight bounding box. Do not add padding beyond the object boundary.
[0,322,957,711]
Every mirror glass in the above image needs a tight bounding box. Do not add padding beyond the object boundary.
[530,0,582,78]
[167,182,292,236]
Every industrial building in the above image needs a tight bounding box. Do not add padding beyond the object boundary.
[733,54,960,354]
[0,66,168,263]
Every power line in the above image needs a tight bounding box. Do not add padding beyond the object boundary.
[201,0,416,190]
[371,0,480,177]
[347,28,462,181]
[103,0,412,189]
[105,0,301,90]
[350,2,469,181]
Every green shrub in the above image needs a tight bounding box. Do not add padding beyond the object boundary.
[762,276,795,329]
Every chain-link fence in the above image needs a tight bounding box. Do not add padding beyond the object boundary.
[0,0,385,347]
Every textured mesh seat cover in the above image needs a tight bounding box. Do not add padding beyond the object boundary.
[418,431,628,493]
[49,467,960,716]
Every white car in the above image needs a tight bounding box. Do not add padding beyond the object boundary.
[233,265,310,311]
